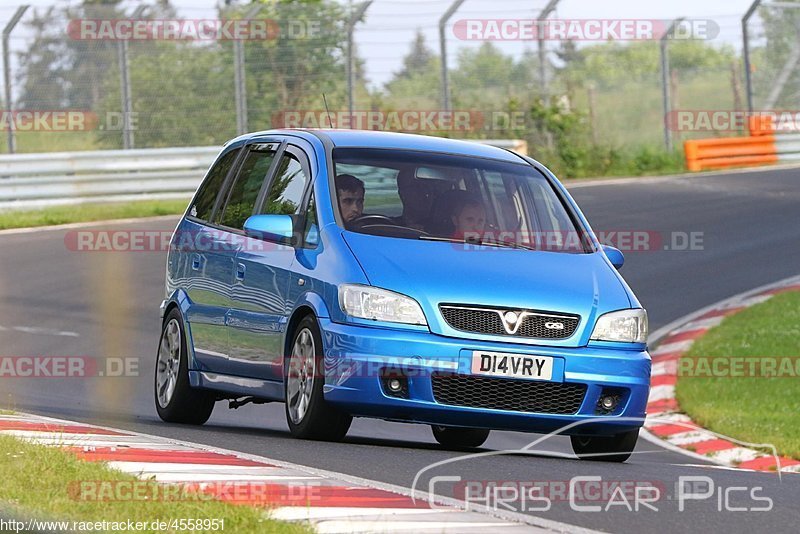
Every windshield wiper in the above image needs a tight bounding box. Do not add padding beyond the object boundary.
[418,235,536,251]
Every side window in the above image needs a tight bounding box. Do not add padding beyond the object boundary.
[302,193,319,247]
[218,149,277,229]
[260,153,308,215]
[190,148,239,222]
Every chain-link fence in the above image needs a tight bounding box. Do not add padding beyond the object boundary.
[746,3,800,114]
[0,1,770,177]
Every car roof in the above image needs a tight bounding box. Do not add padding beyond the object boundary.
[241,129,525,164]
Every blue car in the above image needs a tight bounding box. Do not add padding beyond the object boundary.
[156,129,650,462]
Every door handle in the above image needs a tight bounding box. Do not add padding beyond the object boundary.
[236,262,246,280]
[191,254,201,270]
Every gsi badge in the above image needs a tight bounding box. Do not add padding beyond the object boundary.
[545,322,565,330]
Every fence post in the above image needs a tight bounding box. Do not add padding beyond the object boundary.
[439,0,465,112]
[536,0,559,100]
[118,6,146,149]
[2,5,29,154]
[346,1,372,118]
[660,18,684,152]
[742,0,762,112]
[233,5,263,136]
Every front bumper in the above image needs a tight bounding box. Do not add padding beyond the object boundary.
[320,318,651,436]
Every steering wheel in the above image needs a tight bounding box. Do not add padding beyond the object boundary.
[349,214,397,227]
[348,214,430,238]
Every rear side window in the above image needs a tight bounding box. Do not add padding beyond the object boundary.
[260,153,308,215]
[218,149,277,229]
[190,148,239,222]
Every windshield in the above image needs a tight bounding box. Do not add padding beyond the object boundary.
[332,148,590,253]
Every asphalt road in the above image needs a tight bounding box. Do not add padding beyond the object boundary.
[1,167,799,533]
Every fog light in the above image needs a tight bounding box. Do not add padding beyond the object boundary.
[600,395,619,411]
[380,369,409,399]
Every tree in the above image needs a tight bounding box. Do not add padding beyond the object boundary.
[383,30,440,108]
[234,0,353,127]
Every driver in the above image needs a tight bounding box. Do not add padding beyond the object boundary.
[335,174,365,225]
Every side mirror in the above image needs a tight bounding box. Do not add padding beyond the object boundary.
[602,245,625,270]
[243,214,294,244]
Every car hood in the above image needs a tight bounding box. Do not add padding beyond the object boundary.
[342,231,634,347]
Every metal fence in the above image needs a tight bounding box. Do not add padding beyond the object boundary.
[0,1,789,160]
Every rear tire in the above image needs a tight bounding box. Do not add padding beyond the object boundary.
[285,315,352,441]
[571,429,639,463]
[431,425,490,449]
[154,308,215,425]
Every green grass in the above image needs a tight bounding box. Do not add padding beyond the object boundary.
[675,291,800,459]
[0,131,100,155]
[0,200,189,230]
[0,434,311,533]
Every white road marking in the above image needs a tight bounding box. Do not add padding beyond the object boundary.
[651,359,677,376]
[670,316,724,334]
[10,326,79,337]
[651,339,694,357]
[134,473,322,483]
[313,520,526,533]
[646,413,693,425]
[648,385,675,402]
[269,508,460,521]
[722,294,773,309]
[106,461,321,479]
[708,447,763,464]
[666,431,721,446]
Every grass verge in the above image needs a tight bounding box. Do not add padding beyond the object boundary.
[0,200,188,230]
[675,291,800,459]
[0,433,310,533]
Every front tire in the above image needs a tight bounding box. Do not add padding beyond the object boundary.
[154,308,215,424]
[284,315,352,441]
[571,429,639,463]
[431,425,490,449]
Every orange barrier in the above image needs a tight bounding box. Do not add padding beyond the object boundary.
[748,115,774,136]
[684,135,778,171]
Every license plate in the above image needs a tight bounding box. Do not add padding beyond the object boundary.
[471,351,553,381]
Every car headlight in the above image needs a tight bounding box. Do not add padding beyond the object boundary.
[590,309,648,343]
[338,284,427,325]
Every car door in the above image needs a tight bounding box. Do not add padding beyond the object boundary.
[195,139,283,377]
[227,144,313,381]
[175,146,243,374]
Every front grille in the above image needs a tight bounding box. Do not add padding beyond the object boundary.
[431,373,587,415]
[440,305,579,339]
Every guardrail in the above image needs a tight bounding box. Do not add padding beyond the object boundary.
[684,116,800,171]
[0,146,219,211]
[0,139,527,211]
